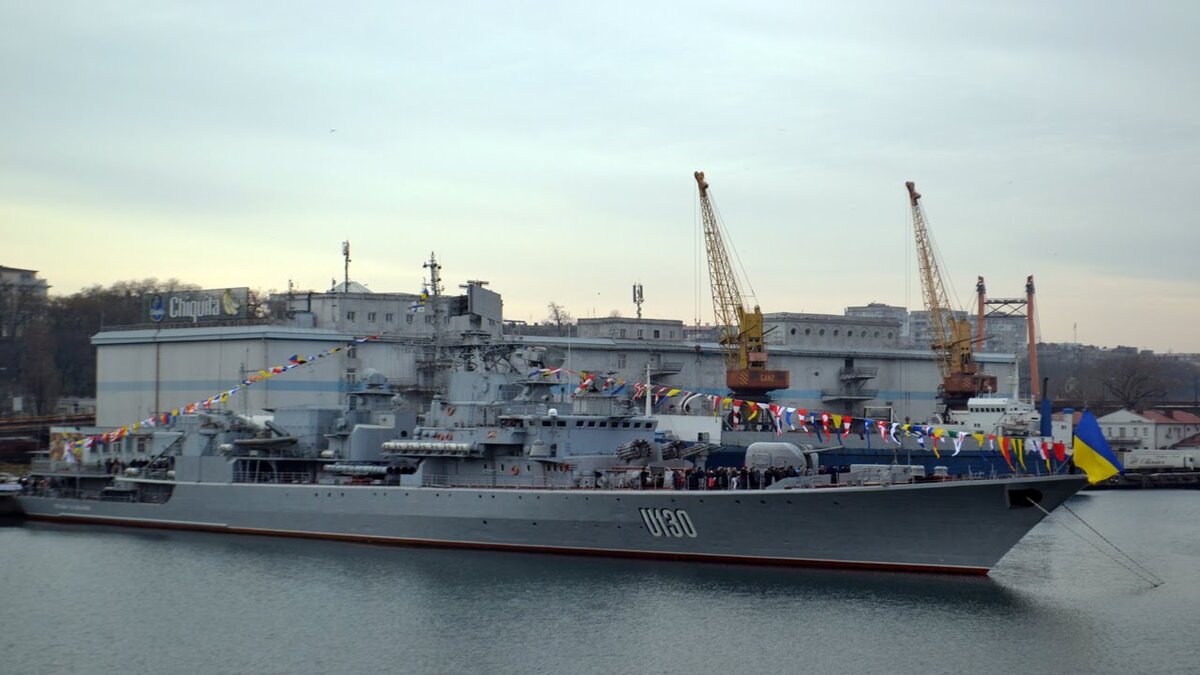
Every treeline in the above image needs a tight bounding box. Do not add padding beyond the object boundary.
[1032,347,1200,412]
[0,279,271,416]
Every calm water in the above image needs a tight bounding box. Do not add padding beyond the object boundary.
[2,490,1197,675]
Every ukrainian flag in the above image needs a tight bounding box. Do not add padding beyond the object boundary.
[1073,411,1124,484]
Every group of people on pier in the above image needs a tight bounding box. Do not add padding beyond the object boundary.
[639,464,847,490]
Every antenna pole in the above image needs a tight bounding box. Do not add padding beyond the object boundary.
[341,241,351,293]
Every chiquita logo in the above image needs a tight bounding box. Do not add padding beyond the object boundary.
[638,508,697,538]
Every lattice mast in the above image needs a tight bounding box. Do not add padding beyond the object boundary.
[695,171,787,399]
[906,181,993,408]
[696,171,750,369]
[908,182,961,378]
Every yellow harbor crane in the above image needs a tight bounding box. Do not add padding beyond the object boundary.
[906,181,996,410]
[695,171,789,400]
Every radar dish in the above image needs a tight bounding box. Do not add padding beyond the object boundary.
[539,347,566,369]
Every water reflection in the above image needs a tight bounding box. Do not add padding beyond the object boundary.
[7,493,1196,675]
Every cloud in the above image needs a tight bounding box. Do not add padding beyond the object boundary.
[2,1,1197,352]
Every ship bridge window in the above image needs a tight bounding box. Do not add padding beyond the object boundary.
[575,421,584,427]
[621,422,630,428]
[556,421,566,427]
[541,421,552,427]
[599,421,608,427]
[586,421,596,427]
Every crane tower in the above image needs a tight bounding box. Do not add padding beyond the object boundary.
[906,181,996,411]
[696,171,788,400]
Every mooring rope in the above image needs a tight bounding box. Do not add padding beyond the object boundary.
[1060,502,1164,586]
[1027,498,1164,588]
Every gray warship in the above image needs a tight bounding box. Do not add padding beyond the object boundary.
[18,339,1086,575]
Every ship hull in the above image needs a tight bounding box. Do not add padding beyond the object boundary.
[17,475,1085,575]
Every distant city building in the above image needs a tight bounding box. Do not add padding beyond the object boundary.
[907,309,969,351]
[979,314,1028,355]
[0,265,50,299]
[0,265,50,338]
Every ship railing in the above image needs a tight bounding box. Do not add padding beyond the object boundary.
[419,472,576,489]
[22,486,112,500]
[22,484,172,503]
[30,459,113,475]
[232,470,319,485]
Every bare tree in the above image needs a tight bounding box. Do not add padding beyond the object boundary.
[1098,352,1170,411]
[247,288,275,320]
[0,279,47,412]
[546,302,572,336]
[18,316,61,415]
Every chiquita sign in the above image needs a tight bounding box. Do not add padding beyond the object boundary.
[145,288,249,324]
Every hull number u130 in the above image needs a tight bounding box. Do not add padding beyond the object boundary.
[639,508,697,538]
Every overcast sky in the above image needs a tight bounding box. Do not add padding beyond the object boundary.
[3,1,1197,352]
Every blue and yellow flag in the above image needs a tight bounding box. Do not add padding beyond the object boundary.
[1073,411,1124,484]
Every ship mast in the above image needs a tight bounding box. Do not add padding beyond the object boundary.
[424,252,448,390]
